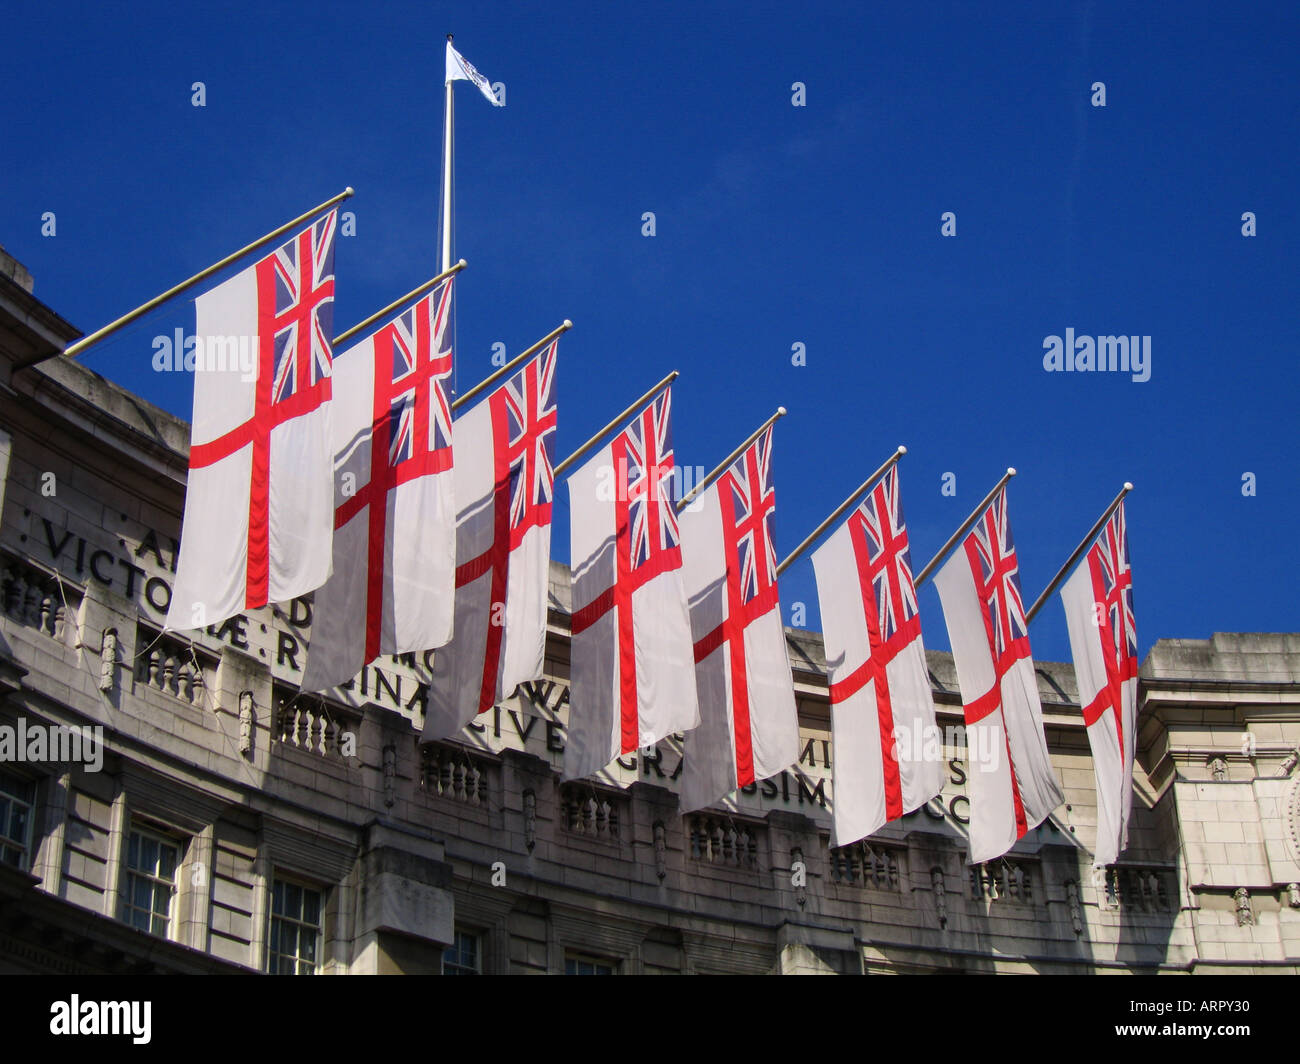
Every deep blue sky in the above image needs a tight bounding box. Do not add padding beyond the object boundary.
[4,1,1296,663]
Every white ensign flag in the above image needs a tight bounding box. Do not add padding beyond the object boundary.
[422,342,558,743]
[933,487,1064,863]
[302,279,457,692]
[679,425,799,813]
[168,212,338,632]
[564,387,700,782]
[1061,500,1137,868]
[811,465,943,846]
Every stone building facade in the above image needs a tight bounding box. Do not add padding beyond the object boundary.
[0,245,1297,974]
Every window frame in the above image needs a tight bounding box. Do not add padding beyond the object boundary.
[442,927,483,975]
[266,874,325,975]
[119,823,181,939]
[564,951,617,975]
[0,771,36,872]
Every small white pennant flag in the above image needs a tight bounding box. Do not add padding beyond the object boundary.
[446,41,503,106]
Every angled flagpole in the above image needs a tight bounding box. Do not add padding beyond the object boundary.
[13,188,356,373]
[676,407,787,514]
[776,445,908,576]
[1024,482,1133,624]
[913,467,1017,590]
[332,260,467,348]
[452,320,572,412]
[554,370,679,477]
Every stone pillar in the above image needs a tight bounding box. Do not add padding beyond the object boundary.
[30,769,70,892]
[349,820,454,974]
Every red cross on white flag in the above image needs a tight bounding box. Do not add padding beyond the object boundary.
[1061,500,1137,868]
[168,212,338,631]
[679,426,799,813]
[811,465,943,846]
[422,341,558,743]
[933,487,1064,863]
[301,278,456,692]
[564,387,700,782]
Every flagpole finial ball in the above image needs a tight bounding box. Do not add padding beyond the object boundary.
[777,406,787,416]
[897,445,907,455]
[344,186,355,197]
[458,258,468,269]
[563,319,573,329]
[1124,482,1134,491]
[1007,467,1017,477]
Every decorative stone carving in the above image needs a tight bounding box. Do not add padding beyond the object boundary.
[238,691,254,756]
[1233,887,1253,926]
[1066,880,1083,936]
[653,821,667,880]
[1209,756,1228,782]
[522,789,537,851]
[1279,747,1299,777]
[98,628,118,692]
[1287,883,1300,908]
[931,868,947,929]
[383,744,397,807]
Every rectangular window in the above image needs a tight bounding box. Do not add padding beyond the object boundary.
[443,929,481,975]
[0,772,35,871]
[565,952,615,975]
[120,827,179,937]
[268,878,323,975]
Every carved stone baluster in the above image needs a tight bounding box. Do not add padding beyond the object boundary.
[468,762,482,806]
[39,590,53,635]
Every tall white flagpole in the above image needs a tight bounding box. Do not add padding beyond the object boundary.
[440,34,456,276]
